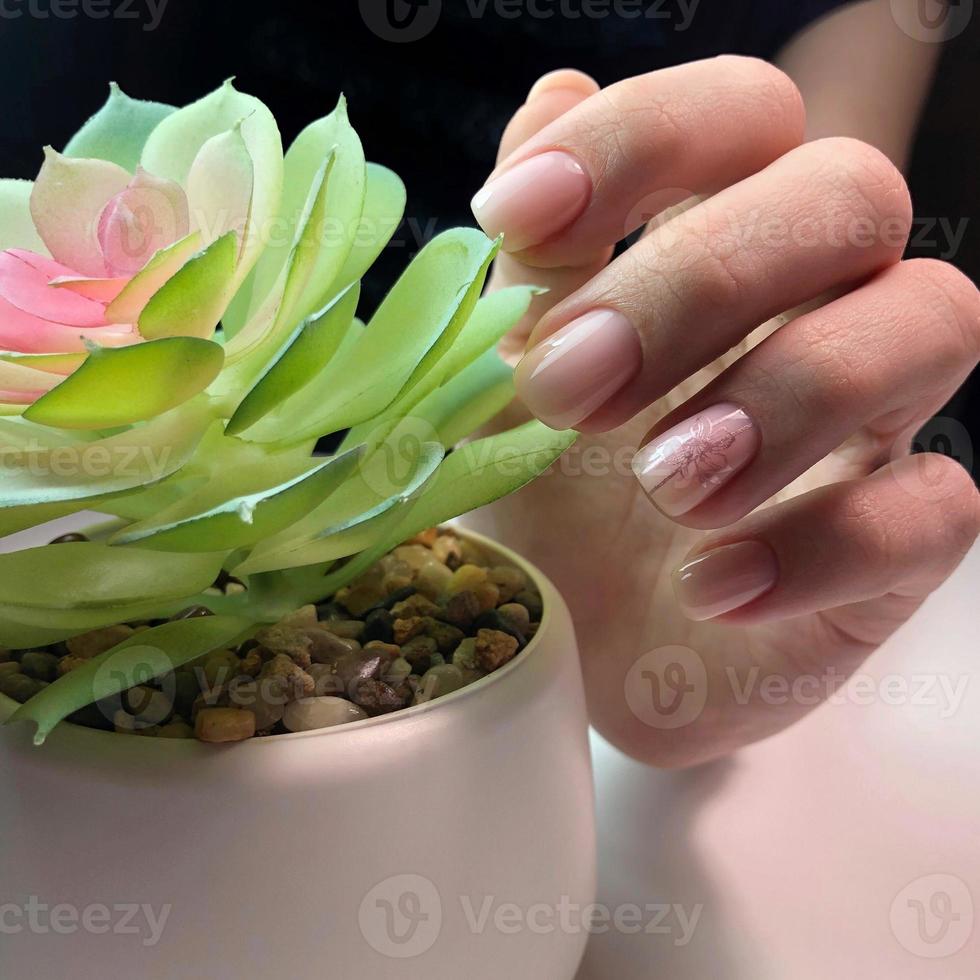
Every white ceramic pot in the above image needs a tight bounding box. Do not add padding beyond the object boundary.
[0,528,595,980]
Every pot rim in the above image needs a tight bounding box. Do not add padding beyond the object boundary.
[0,524,555,751]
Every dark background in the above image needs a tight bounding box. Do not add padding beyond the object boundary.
[0,0,976,469]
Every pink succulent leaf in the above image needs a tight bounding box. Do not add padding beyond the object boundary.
[103,230,203,325]
[97,167,190,276]
[29,148,131,277]
[0,358,62,398]
[0,292,137,354]
[0,250,108,327]
[49,275,129,303]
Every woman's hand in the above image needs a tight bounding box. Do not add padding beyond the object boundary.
[467,58,980,767]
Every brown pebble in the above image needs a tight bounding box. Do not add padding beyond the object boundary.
[319,619,365,641]
[157,721,195,739]
[489,566,527,604]
[260,654,315,701]
[195,708,256,743]
[447,564,487,595]
[414,561,453,600]
[420,618,465,655]
[406,528,439,548]
[498,603,531,634]
[473,581,501,613]
[66,625,135,660]
[393,616,427,645]
[438,590,481,629]
[401,635,438,670]
[514,589,544,620]
[431,534,463,569]
[254,626,313,669]
[475,629,520,672]
[351,678,411,715]
[390,594,440,619]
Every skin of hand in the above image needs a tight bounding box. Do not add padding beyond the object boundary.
[464,51,980,768]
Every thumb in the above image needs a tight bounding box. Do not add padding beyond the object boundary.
[480,70,612,359]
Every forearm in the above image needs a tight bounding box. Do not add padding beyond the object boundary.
[776,0,942,170]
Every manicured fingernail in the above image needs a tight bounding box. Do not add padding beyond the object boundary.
[672,541,778,621]
[514,309,642,429]
[471,150,592,253]
[632,404,760,518]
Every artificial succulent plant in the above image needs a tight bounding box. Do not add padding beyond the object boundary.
[0,81,575,744]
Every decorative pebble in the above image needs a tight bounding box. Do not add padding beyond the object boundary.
[447,564,488,595]
[415,561,453,600]
[254,626,313,668]
[497,602,531,635]
[306,629,362,665]
[66,625,135,660]
[195,708,256,743]
[414,664,466,704]
[351,678,411,715]
[0,662,21,679]
[489,566,527,604]
[0,673,45,703]
[157,721,195,739]
[283,697,368,732]
[259,654,315,701]
[475,629,520,672]
[319,619,365,640]
[361,608,395,644]
[229,679,286,730]
[124,686,173,726]
[514,589,544,620]
[432,534,463,568]
[439,590,481,629]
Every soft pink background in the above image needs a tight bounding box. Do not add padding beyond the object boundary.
[578,543,979,979]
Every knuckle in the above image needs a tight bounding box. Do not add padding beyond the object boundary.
[901,258,980,361]
[805,137,913,240]
[918,454,980,552]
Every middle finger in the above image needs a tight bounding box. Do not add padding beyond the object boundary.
[514,136,913,431]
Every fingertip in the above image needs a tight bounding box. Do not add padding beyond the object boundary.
[526,68,600,103]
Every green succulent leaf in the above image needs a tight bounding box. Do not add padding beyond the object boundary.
[0,352,87,375]
[320,422,576,594]
[105,231,204,325]
[410,347,516,447]
[64,82,176,172]
[0,543,225,610]
[0,402,213,513]
[185,123,254,257]
[138,232,237,341]
[110,445,364,552]
[0,179,46,253]
[140,78,284,291]
[332,162,406,295]
[247,229,500,445]
[342,284,532,451]
[7,616,255,745]
[234,440,444,575]
[226,283,359,435]
[245,96,366,326]
[22,338,224,430]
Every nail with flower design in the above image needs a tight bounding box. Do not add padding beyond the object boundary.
[632,404,761,518]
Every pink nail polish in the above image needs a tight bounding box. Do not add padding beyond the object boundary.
[471,150,592,253]
[514,309,642,430]
[632,404,760,517]
[672,541,778,621]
